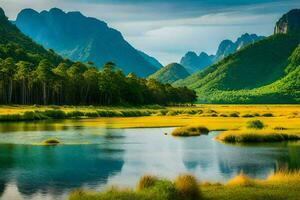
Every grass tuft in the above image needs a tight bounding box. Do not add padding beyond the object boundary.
[227,173,255,187]
[246,120,265,129]
[172,126,209,137]
[137,175,158,191]
[42,138,61,145]
[174,174,201,200]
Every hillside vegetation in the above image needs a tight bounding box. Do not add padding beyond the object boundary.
[0,8,196,106]
[148,63,190,84]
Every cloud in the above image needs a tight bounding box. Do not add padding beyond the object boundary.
[0,0,299,64]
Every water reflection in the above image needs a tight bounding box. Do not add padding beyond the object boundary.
[0,125,299,200]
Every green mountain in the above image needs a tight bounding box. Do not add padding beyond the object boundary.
[15,8,158,77]
[174,9,300,103]
[0,7,196,106]
[0,8,64,66]
[149,63,190,84]
[138,50,163,69]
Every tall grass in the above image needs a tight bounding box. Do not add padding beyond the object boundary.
[216,129,300,143]
[69,171,300,200]
[172,126,209,137]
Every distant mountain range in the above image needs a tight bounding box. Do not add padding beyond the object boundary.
[15,8,160,77]
[180,33,265,73]
[174,9,300,103]
[148,63,190,84]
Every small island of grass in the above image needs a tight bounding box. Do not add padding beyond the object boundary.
[42,138,61,145]
[172,126,209,137]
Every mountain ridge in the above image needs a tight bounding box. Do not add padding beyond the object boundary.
[15,7,159,77]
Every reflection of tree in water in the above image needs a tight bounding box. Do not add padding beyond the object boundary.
[275,144,300,171]
[0,129,125,197]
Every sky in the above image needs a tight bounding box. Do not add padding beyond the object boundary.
[0,0,300,65]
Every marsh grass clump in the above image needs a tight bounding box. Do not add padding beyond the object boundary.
[174,174,200,200]
[172,126,209,137]
[246,120,265,129]
[274,126,288,130]
[137,175,158,191]
[67,111,85,118]
[242,114,254,118]
[216,129,300,143]
[229,112,239,117]
[44,109,66,119]
[227,173,255,187]
[42,138,61,145]
[262,113,273,117]
[0,114,22,121]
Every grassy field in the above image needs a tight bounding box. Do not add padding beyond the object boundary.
[69,171,300,200]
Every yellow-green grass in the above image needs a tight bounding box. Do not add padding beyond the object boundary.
[172,126,209,137]
[0,105,299,121]
[69,171,300,200]
[216,129,300,143]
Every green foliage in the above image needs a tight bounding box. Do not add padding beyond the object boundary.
[174,34,300,103]
[246,120,265,129]
[148,63,190,84]
[137,175,158,191]
[0,10,196,106]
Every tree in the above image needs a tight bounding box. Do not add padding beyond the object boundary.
[15,61,33,104]
[36,59,54,105]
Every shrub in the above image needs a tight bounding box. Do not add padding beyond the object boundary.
[0,114,22,121]
[44,109,66,119]
[242,114,254,118]
[246,120,265,129]
[274,126,288,130]
[227,173,255,187]
[67,111,85,118]
[219,114,228,117]
[262,113,273,117]
[137,175,158,191]
[172,126,209,137]
[42,138,61,145]
[174,174,200,200]
[84,112,99,118]
[229,112,239,117]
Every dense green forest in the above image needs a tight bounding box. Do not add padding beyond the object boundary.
[0,9,196,106]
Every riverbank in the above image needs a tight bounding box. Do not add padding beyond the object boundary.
[0,104,299,122]
[69,171,300,200]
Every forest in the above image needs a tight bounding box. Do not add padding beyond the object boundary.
[0,45,196,105]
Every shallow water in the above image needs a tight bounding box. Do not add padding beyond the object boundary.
[0,122,299,200]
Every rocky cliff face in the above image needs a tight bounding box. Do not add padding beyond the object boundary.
[275,9,300,34]
[180,33,264,73]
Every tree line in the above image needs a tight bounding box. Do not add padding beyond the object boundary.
[0,44,197,106]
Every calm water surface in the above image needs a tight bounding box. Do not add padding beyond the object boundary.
[0,121,299,200]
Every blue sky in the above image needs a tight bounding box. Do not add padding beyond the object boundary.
[1,0,300,64]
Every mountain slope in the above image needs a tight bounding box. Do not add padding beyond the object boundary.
[138,50,163,69]
[15,8,158,77]
[174,9,300,103]
[180,33,265,73]
[148,63,190,84]
[0,8,63,65]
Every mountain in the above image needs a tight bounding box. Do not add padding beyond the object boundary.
[148,63,190,84]
[15,8,158,77]
[174,9,300,103]
[180,33,265,73]
[0,8,64,65]
[180,52,213,73]
[138,50,163,69]
[275,9,300,34]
